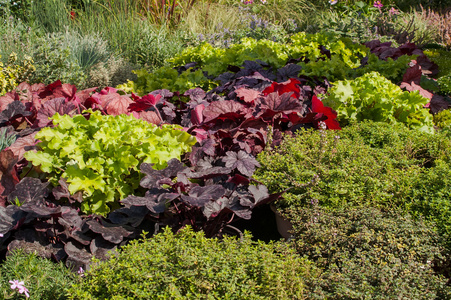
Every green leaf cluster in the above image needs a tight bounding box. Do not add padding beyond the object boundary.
[0,52,35,96]
[24,110,197,216]
[322,71,434,131]
[433,109,451,129]
[254,121,451,247]
[286,207,451,299]
[66,226,317,299]
[124,32,417,95]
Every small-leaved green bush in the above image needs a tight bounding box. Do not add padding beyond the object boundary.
[286,207,451,299]
[67,226,317,299]
[0,249,76,300]
[24,110,197,216]
[433,108,451,128]
[254,120,451,247]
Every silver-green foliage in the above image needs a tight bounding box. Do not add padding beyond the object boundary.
[0,127,16,151]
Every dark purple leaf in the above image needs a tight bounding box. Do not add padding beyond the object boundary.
[108,206,149,226]
[121,189,179,214]
[139,159,188,189]
[65,241,93,271]
[222,151,260,177]
[180,185,226,207]
[86,219,133,244]
[7,177,49,205]
[0,101,32,125]
[90,237,117,261]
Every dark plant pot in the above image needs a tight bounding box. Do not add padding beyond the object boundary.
[270,204,294,240]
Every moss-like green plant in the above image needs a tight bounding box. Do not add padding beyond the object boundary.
[0,249,76,300]
[254,120,451,246]
[67,226,317,299]
[433,108,451,128]
[287,207,451,299]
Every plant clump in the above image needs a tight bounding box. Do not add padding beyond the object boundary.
[67,226,317,299]
[286,206,451,299]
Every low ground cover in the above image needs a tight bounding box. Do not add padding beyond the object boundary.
[0,0,451,298]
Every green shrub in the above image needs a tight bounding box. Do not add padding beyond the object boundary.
[433,108,451,128]
[29,32,87,86]
[67,226,316,299]
[286,206,451,299]
[24,110,197,216]
[0,249,76,300]
[254,121,451,246]
[0,53,35,95]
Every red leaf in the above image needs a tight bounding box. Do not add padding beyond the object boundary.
[235,88,261,103]
[128,94,162,112]
[262,78,301,98]
[135,110,161,125]
[7,133,37,161]
[203,100,247,123]
[191,104,205,125]
[100,93,134,116]
[0,150,19,201]
[311,95,341,130]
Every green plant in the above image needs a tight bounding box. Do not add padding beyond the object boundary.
[0,0,32,21]
[0,53,35,96]
[0,127,16,151]
[0,249,76,300]
[433,109,451,128]
[24,110,197,216]
[254,121,451,246]
[67,226,317,299]
[29,0,72,33]
[322,71,434,131]
[424,48,451,78]
[29,32,87,86]
[286,206,451,299]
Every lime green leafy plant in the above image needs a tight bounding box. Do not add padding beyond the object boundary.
[67,226,317,299]
[24,110,197,216]
[121,31,415,95]
[322,71,434,131]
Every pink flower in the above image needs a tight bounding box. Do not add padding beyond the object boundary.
[0,233,3,237]
[373,1,383,8]
[389,7,399,15]
[9,280,29,298]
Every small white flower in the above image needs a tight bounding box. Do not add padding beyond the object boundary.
[329,0,338,4]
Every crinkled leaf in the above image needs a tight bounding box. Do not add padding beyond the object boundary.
[65,241,93,271]
[0,101,32,125]
[139,159,187,189]
[180,185,226,207]
[121,189,179,214]
[223,151,260,177]
[86,219,133,244]
[35,97,77,127]
[7,177,49,205]
[203,100,247,123]
[0,150,20,202]
[6,132,37,161]
[90,237,117,261]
